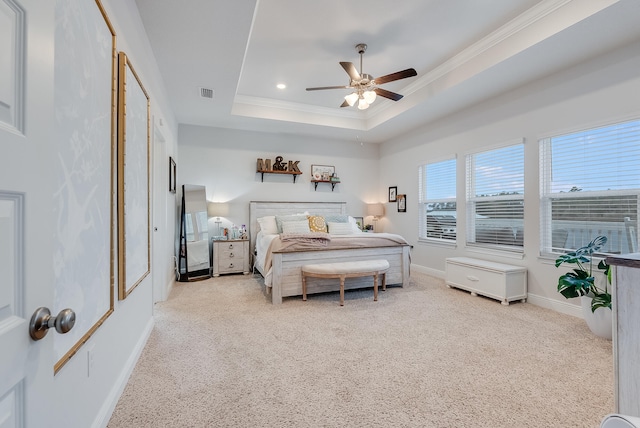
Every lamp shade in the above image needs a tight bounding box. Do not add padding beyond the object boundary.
[357,98,369,110]
[207,202,229,218]
[344,92,359,106]
[367,203,384,217]
[363,90,376,104]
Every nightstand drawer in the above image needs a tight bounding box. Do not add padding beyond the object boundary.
[217,260,243,274]
[217,241,243,252]
[218,248,244,262]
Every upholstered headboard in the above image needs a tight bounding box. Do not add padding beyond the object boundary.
[248,201,347,256]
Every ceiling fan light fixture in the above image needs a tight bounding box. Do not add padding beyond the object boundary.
[305,43,417,109]
[344,92,359,107]
[363,90,376,104]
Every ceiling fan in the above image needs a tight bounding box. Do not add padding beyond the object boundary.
[306,43,417,110]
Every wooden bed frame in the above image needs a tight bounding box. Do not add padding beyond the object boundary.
[249,201,411,304]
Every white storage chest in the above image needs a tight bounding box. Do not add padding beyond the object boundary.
[445,257,527,305]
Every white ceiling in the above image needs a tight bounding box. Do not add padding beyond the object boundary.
[134,0,640,144]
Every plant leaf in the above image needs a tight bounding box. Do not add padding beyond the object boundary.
[557,274,592,298]
[591,292,612,312]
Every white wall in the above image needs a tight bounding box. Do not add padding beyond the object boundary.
[177,125,382,234]
[378,40,640,315]
[48,1,179,427]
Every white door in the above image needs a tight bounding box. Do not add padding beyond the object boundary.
[0,1,57,426]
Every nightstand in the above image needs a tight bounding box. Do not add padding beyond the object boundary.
[212,239,250,277]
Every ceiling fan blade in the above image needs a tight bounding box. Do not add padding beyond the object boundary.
[374,68,417,85]
[306,85,350,91]
[340,62,361,82]
[340,100,350,108]
[374,87,404,101]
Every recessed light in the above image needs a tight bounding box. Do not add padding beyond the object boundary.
[276,83,286,89]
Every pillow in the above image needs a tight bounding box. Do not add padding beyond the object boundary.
[327,222,353,235]
[348,216,362,233]
[275,214,308,233]
[281,220,311,234]
[308,215,326,232]
[324,214,349,224]
[257,216,278,235]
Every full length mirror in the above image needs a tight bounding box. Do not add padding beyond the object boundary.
[178,184,210,280]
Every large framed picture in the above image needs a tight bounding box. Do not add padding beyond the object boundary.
[118,51,151,300]
[311,164,335,181]
[389,186,397,202]
[397,194,406,212]
[52,0,116,374]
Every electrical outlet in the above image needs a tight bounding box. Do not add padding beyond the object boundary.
[87,345,95,378]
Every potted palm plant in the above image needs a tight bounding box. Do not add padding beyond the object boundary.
[555,235,612,338]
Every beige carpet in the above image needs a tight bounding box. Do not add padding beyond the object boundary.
[107,271,613,428]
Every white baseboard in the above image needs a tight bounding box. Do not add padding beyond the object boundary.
[525,293,582,318]
[94,317,155,428]
[411,263,445,279]
[410,263,582,318]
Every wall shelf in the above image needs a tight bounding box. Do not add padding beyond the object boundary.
[311,180,340,191]
[257,170,302,183]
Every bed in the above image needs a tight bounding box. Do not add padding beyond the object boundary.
[249,201,411,304]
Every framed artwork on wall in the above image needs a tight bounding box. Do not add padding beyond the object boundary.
[51,0,116,374]
[169,156,176,193]
[311,164,335,181]
[389,186,397,202]
[117,51,151,300]
[397,194,406,212]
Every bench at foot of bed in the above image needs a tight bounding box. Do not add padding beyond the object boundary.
[301,259,390,306]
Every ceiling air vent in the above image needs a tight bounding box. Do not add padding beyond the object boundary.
[199,87,214,99]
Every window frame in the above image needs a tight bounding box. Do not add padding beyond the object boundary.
[539,118,640,257]
[418,156,457,244]
[465,139,525,253]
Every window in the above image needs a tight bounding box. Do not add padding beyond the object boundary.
[540,119,640,255]
[418,158,456,241]
[185,211,208,242]
[466,141,524,250]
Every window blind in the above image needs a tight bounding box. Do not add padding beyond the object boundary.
[466,141,524,250]
[540,119,640,254]
[418,158,457,241]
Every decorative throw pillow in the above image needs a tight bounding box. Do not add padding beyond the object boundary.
[324,214,349,224]
[275,214,308,233]
[308,215,327,232]
[281,220,311,234]
[327,222,353,235]
[257,216,278,235]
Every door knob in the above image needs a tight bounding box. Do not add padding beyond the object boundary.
[29,307,76,341]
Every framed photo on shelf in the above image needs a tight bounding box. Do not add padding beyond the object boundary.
[169,157,177,193]
[388,186,397,202]
[397,194,406,212]
[311,164,335,181]
[353,216,364,231]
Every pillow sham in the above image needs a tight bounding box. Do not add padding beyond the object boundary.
[275,214,308,233]
[327,222,353,235]
[348,216,363,233]
[257,216,278,235]
[281,220,311,234]
[323,214,349,224]
[308,215,327,232]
